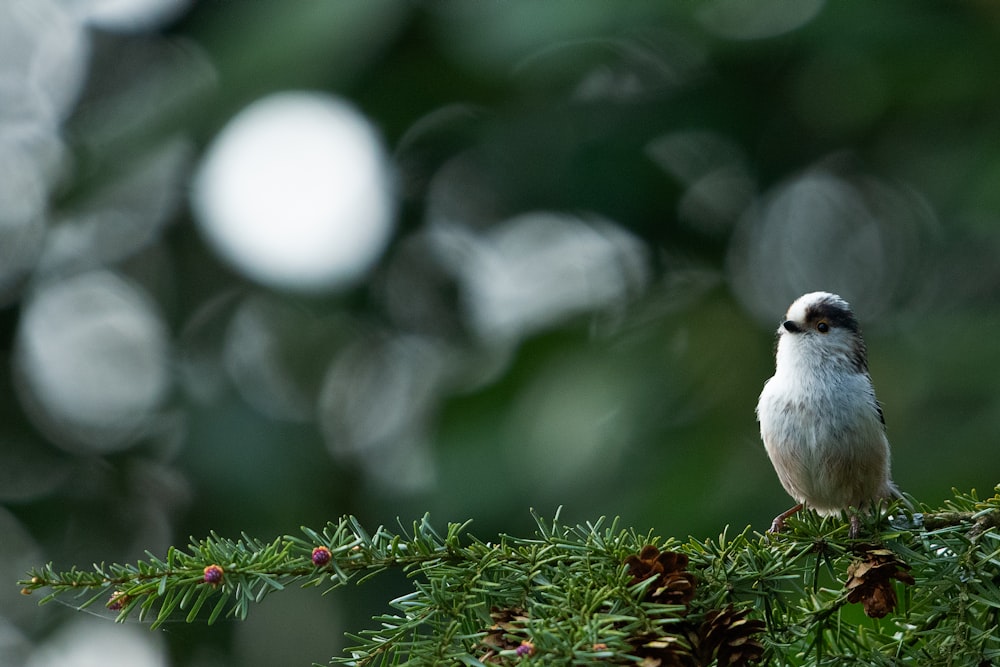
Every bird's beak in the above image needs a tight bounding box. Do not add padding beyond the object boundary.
[781,320,801,334]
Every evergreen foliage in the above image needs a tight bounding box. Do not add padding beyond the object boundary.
[20,487,1000,666]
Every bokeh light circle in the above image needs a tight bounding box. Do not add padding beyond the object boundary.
[191,91,396,292]
[14,271,171,452]
[726,166,937,326]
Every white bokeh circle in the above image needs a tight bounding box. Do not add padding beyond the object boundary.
[15,271,171,452]
[191,91,396,291]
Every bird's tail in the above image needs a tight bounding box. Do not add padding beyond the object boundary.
[884,480,915,512]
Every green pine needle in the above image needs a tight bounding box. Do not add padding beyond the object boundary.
[18,487,1000,666]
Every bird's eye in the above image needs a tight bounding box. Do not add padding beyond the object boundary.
[817,321,830,333]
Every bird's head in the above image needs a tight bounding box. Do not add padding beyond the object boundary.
[776,291,869,373]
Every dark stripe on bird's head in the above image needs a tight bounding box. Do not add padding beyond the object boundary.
[803,295,860,334]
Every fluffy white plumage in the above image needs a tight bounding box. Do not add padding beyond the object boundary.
[756,292,899,532]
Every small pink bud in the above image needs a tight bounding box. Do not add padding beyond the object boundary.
[312,546,332,567]
[107,591,131,611]
[203,564,224,584]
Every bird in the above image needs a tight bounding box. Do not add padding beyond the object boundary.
[756,291,900,537]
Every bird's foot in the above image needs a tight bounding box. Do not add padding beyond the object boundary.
[768,503,804,534]
[848,513,862,539]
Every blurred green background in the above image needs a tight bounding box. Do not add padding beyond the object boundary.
[2,1,1000,665]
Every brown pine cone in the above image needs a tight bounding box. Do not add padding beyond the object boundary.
[628,631,695,667]
[693,606,766,666]
[479,606,530,663]
[625,545,697,606]
[845,547,915,618]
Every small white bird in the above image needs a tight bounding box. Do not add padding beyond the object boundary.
[756,291,900,536]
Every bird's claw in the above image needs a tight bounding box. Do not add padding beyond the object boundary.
[768,503,804,535]
[848,513,862,539]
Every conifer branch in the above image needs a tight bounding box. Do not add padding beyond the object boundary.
[19,488,1000,665]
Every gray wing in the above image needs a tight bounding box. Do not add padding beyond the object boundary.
[866,373,886,429]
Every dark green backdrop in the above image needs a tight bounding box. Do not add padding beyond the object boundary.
[2,2,999,665]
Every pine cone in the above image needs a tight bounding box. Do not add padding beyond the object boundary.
[625,545,697,606]
[628,631,694,667]
[845,547,915,618]
[630,607,765,667]
[692,606,766,666]
[479,606,530,663]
